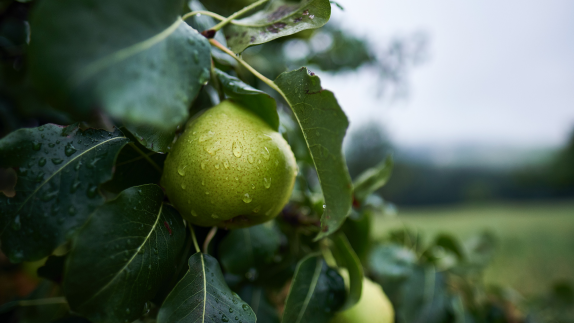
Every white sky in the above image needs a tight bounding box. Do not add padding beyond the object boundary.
[319,0,574,148]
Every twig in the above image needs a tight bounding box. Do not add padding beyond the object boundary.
[189,224,201,253]
[211,0,270,31]
[203,226,218,254]
[128,142,162,174]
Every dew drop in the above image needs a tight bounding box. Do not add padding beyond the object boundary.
[191,210,198,217]
[193,50,199,63]
[38,157,46,167]
[242,304,249,311]
[206,191,210,195]
[264,177,271,189]
[41,190,58,202]
[253,206,261,213]
[32,141,42,151]
[211,213,219,219]
[229,308,234,313]
[215,164,220,169]
[199,131,215,142]
[68,206,76,215]
[51,158,63,165]
[206,140,222,155]
[242,193,252,203]
[126,308,130,314]
[202,180,205,186]
[232,141,243,157]
[223,159,229,169]
[181,183,187,190]
[48,143,55,148]
[64,143,77,156]
[248,156,254,164]
[251,184,255,190]
[71,181,81,193]
[262,147,270,160]
[201,161,207,169]
[178,165,187,176]
[237,165,242,171]
[222,314,229,322]
[235,177,239,181]
[265,208,274,216]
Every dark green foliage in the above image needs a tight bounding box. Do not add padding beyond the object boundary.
[28,0,212,131]
[157,253,257,323]
[282,254,346,323]
[0,124,128,262]
[64,184,186,323]
[219,223,280,275]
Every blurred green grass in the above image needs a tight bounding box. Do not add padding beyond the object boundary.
[373,201,574,296]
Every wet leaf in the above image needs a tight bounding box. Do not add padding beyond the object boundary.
[274,67,352,240]
[215,68,279,131]
[63,184,186,323]
[0,124,128,262]
[353,155,393,204]
[157,253,256,323]
[282,254,346,323]
[219,223,280,275]
[225,0,331,53]
[28,0,211,130]
[123,123,177,154]
[368,243,417,283]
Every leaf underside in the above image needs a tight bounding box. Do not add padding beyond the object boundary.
[64,184,186,323]
[274,67,352,240]
[224,0,331,53]
[0,124,128,262]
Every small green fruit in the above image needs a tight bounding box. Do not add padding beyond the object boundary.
[331,278,394,323]
[161,100,297,228]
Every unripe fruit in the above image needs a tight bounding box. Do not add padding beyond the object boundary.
[161,100,297,228]
[331,278,394,323]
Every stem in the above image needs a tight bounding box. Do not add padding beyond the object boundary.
[128,142,162,174]
[203,226,218,254]
[211,0,270,31]
[189,224,201,253]
[320,239,338,267]
[209,39,287,101]
[181,10,226,22]
[210,59,225,101]
[18,297,68,307]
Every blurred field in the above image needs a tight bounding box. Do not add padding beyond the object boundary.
[373,200,574,296]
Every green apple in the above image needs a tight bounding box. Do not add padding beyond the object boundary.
[331,278,394,323]
[161,100,297,228]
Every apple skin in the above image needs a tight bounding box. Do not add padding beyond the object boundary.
[331,278,394,323]
[161,100,297,228]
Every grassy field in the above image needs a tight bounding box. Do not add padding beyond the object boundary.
[373,200,574,296]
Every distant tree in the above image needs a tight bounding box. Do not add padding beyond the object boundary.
[550,127,574,189]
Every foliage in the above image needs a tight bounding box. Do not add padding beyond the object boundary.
[0,0,562,323]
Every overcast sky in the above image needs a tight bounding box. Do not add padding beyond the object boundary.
[319,0,574,148]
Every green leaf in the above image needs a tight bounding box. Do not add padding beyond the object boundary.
[102,130,166,194]
[340,210,372,261]
[368,243,417,283]
[225,0,331,54]
[353,155,393,204]
[157,253,257,323]
[330,233,363,310]
[124,123,176,154]
[219,222,280,275]
[0,124,128,262]
[274,67,352,240]
[28,0,211,130]
[238,284,280,323]
[215,68,279,131]
[282,254,346,323]
[63,184,186,323]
